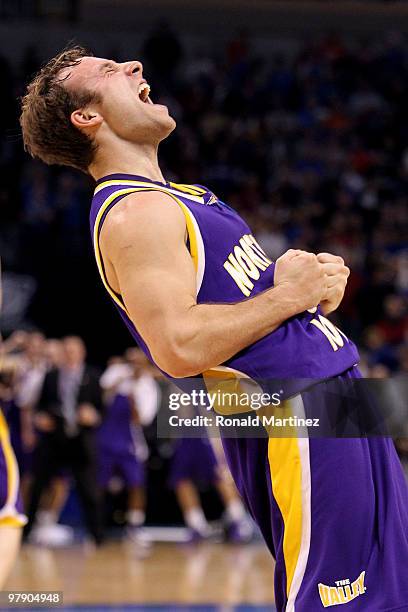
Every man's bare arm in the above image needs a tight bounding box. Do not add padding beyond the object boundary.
[100,193,328,377]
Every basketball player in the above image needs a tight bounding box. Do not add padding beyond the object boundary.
[169,435,253,542]
[20,47,408,611]
[98,351,156,540]
[0,264,27,587]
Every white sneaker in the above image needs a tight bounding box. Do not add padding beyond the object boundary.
[30,523,74,547]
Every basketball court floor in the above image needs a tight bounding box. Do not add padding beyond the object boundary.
[5,542,276,611]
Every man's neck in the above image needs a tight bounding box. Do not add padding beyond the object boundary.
[90,140,165,183]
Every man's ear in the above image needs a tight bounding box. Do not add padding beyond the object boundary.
[71,109,103,131]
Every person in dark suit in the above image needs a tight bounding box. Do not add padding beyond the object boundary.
[24,336,104,544]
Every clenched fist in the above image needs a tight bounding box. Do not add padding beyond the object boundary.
[274,249,328,313]
[316,253,350,315]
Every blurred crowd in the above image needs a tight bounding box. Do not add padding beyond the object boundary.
[0,329,407,546]
[0,26,406,371]
[0,330,254,546]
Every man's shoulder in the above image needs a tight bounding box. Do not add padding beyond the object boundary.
[102,189,186,229]
[99,190,187,258]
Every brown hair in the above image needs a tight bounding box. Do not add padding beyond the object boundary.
[20,45,100,173]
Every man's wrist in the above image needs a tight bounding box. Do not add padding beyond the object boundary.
[268,283,303,319]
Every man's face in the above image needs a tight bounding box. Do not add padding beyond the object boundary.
[46,340,64,368]
[26,332,46,362]
[61,56,176,145]
[62,337,86,369]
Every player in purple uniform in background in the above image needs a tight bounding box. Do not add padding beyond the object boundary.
[169,435,253,542]
[98,350,158,541]
[20,47,408,611]
[0,406,27,586]
[0,266,27,587]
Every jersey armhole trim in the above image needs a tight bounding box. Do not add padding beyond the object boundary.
[93,187,145,316]
[93,186,206,316]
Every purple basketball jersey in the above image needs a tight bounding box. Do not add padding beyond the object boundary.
[97,394,145,488]
[90,174,359,384]
[90,175,408,611]
[98,393,135,454]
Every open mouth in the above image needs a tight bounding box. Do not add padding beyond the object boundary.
[138,82,152,104]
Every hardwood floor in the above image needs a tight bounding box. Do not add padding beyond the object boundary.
[6,542,275,608]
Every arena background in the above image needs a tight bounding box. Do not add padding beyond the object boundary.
[0,1,407,610]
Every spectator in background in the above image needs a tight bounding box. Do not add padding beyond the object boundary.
[27,338,74,547]
[24,336,104,544]
[376,294,407,347]
[125,348,160,428]
[363,325,398,374]
[98,349,159,543]
[44,339,65,370]
[14,332,47,463]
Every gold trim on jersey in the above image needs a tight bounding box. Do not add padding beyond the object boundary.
[93,183,206,316]
[0,515,26,527]
[202,366,311,608]
[203,366,256,415]
[94,180,206,204]
[267,427,303,605]
[169,182,207,196]
[93,187,144,316]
